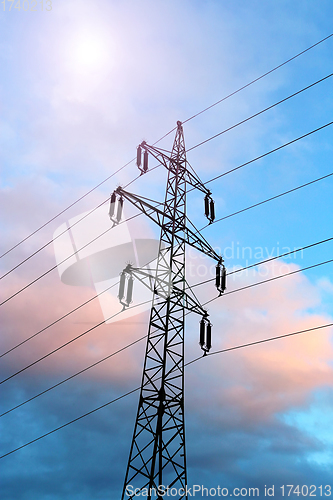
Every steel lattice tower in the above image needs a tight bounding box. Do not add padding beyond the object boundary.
[109,121,225,499]
[122,122,187,499]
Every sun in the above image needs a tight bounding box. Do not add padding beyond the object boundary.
[67,28,112,74]
[74,36,107,70]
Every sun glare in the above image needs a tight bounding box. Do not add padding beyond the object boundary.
[68,29,112,73]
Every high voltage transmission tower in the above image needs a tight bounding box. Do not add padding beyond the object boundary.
[109,121,226,499]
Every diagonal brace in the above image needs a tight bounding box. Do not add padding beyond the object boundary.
[116,186,221,262]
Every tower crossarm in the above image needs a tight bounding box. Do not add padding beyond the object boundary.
[116,186,221,262]
[140,142,210,196]
[172,285,207,317]
[123,265,208,317]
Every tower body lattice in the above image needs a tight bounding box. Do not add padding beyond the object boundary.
[122,122,188,499]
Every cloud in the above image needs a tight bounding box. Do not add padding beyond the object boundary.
[2,241,332,497]
[1,1,333,498]
[0,269,148,388]
[187,259,333,414]
[180,259,333,489]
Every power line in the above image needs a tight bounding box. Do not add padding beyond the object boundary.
[204,120,333,185]
[192,235,333,289]
[185,119,333,203]
[228,238,333,276]
[183,33,333,124]
[186,322,333,366]
[100,79,333,208]
[1,320,332,460]
[0,334,146,418]
[2,111,332,288]
[2,161,332,310]
[0,163,163,282]
[200,170,333,230]
[204,258,333,306]
[0,386,142,460]
[4,34,327,464]
[0,197,109,281]
[0,133,333,342]
[2,236,332,387]
[0,157,171,267]
[4,67,333,284]
[1,242,166,359]
[0,282,117,358]
[2,33,331,262]
[0,299,152,385]
[2,254,332,417]
[187,72,333,152]
[0,204,160,307]
[0,158,135,260]
[2,97,332,313]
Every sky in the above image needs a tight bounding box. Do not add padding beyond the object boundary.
[1,0,333,499]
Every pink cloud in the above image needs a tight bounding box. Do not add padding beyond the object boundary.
[186,260,333,425]
[0,267,147,387]
[2,252,332,432]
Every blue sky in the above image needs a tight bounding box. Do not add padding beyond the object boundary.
[1,1,333,499]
